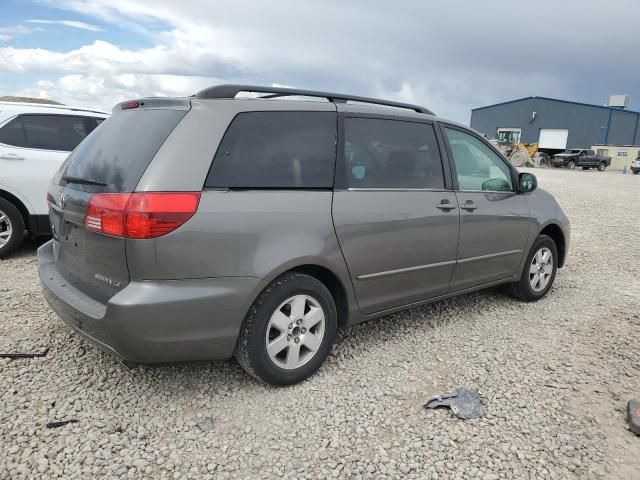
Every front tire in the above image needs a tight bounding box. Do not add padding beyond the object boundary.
[236,272,337,386]
[0,198,25,259]
[507,235,558,302]
[567,161,576,170]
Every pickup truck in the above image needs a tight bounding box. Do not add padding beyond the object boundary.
[552,149,611,171]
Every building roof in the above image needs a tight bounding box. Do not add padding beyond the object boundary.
[471,96,639,115]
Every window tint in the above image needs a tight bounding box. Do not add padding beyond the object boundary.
[445,128,513,192]
[64,109,187,192]
[0,117,27,147]
[205,111,336,188]
[342,118,444,189]
[20,115,88,151]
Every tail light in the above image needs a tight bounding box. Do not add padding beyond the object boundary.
[85,192,200,239]
[46,184,56,206]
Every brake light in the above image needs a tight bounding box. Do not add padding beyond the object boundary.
[46,184,56,206]
[84,192,200,239]
[125,192,201,239]
[121,101,140,110]
[85,194,129,236]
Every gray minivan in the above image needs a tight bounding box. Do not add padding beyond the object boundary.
[38,85,570,385]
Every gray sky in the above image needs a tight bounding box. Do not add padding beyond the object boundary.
[1,0,639,122]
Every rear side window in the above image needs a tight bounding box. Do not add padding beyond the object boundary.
[21,115,88,151]
[205,111,336,189]
[63,109,187,192]
[0,117,27,147]
[341,118,444,189]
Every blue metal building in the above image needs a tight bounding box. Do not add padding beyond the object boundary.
[470,96,640,150]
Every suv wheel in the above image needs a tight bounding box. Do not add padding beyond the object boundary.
[597,163,606,172]
[236,272,337,386]
[507,235,558,302]
[567,161,576,170]
[0,198,25,259]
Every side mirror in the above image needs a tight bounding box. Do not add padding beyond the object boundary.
[481,178,511,192]
[519,172,537,193]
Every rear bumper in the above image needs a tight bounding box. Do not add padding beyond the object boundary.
[37,240,264,363]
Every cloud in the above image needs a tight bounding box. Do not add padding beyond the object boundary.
[15,73,224,111]
[0,25,31,41]
[27,19,103,32]
[3,0,640,120]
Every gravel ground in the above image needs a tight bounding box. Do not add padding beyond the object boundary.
[1,168,639,480]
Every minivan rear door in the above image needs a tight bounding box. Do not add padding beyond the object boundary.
[49,101,189,303]
[332,113,459,315]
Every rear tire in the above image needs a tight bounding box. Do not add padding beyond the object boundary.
[236,272,337,386]
[0,198,25,259]
[597,163,606,172]
[507,235,558,302]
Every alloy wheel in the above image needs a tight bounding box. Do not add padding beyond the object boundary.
[265,294,325,369]
[529,247,553,292]
[0,209,13,248]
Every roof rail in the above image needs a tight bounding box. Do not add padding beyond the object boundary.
[0,101,108,115]
[194,84,434,115]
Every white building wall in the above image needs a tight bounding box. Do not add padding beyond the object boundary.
[591,145,640,170]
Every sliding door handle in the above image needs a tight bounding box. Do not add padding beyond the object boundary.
[461,200,478,211]
[436,199,457,211]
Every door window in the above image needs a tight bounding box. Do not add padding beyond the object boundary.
[445,128,513,192]
[341,118,444,189]
[22,115,88,151]
[205,111,336,189]
[0,117,27,147]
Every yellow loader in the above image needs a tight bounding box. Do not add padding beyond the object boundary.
[508,143,550,168]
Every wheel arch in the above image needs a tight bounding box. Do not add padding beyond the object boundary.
[0,188,31,232]
[539,223,566,267]
[262,261,352,330]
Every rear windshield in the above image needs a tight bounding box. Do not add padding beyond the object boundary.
[61,108,187,192]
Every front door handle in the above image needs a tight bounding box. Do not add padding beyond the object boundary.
[1,153,25,160]
[436,199,457,211]
[461,200,478,211]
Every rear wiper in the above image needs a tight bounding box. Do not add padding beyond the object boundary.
[62,175,108,187]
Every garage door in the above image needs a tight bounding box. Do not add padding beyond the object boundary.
[538,129,569,149]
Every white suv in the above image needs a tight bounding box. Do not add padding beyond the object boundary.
[0,102,107,257]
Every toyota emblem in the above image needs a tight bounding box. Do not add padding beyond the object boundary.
[58,191,66,209]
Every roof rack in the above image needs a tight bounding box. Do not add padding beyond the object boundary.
[0,101,108,115]
[194,84,434,115]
